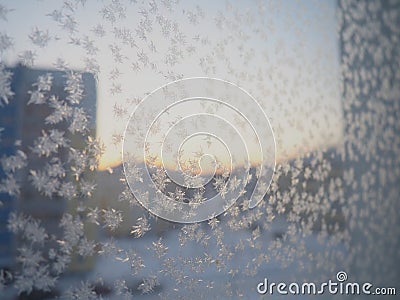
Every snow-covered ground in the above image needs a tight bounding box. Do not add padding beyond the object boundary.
[53,215,346,299]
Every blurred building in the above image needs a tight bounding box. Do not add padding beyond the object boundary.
[0,65,96,271]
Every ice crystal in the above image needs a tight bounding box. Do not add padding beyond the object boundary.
[29,28,51,48]
[102,208,123,231]
[0,32,13,53]
[138,275,159,294]
[0,64,13,105]
[131,215,151,238]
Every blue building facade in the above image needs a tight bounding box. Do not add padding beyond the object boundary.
[0,65,96,270]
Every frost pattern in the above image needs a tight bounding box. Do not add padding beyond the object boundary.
[0,0,399,299]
